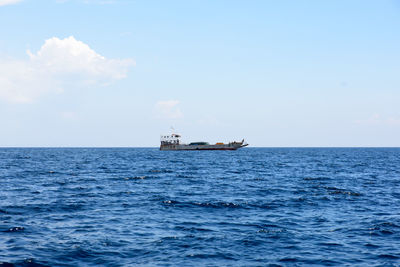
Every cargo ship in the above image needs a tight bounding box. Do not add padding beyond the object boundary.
[160,133,248,151]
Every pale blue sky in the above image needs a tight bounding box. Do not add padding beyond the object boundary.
[0,0,399,147]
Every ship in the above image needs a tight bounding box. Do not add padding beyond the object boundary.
[160,133,248,151]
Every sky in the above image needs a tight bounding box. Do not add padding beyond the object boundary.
[0,0,399,147]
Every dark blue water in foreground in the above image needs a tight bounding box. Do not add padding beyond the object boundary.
[1,148,400,266]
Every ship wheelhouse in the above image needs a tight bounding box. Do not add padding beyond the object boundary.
[160,133,181,146]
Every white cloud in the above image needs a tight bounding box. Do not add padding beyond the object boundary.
[154,100,183,119]
[355,114,400,126]
[61,111,77,119]
[27,36,133,81]
[0,0,22,6]
[0,36,134,103]
[57,0,118,4]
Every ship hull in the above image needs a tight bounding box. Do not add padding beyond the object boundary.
[160,143,248,151]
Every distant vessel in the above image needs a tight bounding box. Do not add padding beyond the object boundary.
[160,133,248,151]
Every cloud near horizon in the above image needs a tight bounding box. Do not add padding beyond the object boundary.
[0,0,22,6]
[57,0,118,4]
[154,100,183,119]
[355,114,400,126]
[0,36,134,103]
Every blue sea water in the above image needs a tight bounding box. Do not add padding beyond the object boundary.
[1,148,400,266]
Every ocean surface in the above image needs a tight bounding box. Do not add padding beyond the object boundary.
[1,148,400,266]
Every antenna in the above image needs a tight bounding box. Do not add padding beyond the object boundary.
[170,126,175,133]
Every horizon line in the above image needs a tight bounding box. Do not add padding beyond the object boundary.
[0,146,399,149]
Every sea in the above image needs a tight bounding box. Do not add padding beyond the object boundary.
[1,148,400,266]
